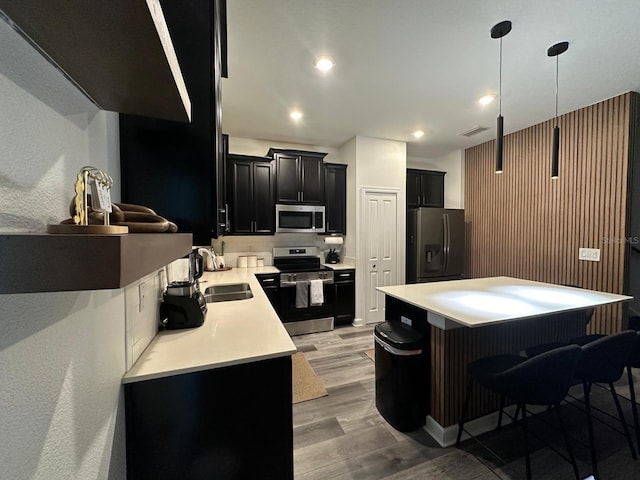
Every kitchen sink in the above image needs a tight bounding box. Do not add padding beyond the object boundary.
[204,283,253,302]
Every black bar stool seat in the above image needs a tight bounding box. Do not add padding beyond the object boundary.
[624,332,640,453]
[457,345,582,480]
[524,306,594,358]
[572,330,638,479]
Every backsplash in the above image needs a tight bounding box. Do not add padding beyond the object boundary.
[124,268,166,370]
[204,233,348,266]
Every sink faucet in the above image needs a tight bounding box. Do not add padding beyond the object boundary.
[198,248,216,270]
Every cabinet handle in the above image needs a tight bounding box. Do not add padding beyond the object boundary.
[300,191,304,202]
[339,273,350,277]
[225,203,230,232]
[262,278,276,283]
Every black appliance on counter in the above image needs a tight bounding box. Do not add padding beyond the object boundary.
[273,246,335,336]
[325,249,340,264]
[161,249,207,329]
[406,207,465,284]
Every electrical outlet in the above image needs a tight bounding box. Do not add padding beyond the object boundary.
[579,248,601,262]
[401,316,412,327]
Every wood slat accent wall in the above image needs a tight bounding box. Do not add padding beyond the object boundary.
[429,92,636,428]
[465,93,632,332]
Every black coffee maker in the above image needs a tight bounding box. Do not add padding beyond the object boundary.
[325,248,340,264]
[161,249,207,329]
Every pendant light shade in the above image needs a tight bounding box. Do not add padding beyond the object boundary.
[491,20,512,174]
[496,115,504,172]
[548,41,569,179]
[552,125,560,178]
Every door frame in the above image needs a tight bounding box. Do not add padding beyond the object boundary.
[355,186,404,325]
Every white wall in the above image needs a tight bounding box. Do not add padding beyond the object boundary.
[0,19,126,480]
[353,136,407,323]
[340,137,357,266]
[407,149,464,208]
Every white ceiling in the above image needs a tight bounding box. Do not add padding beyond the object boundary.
[221,0,640,159]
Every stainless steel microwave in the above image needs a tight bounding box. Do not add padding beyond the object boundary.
[275,204,325,233]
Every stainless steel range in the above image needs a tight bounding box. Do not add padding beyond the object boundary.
[273,246,335,336]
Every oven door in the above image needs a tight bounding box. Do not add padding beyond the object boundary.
[278,280,335,323]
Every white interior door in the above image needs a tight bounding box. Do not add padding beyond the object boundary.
[362,190,398,324]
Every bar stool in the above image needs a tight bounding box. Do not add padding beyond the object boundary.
[456,345,582,480]
[524,307,594,357]
[625,331,640,452]
[573,330,638,479]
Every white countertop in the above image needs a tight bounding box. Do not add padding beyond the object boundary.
[323,263,354,270]
[123,266,296,384]
[378,276,632,328]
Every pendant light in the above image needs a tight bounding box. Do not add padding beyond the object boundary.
[548,41,569,179]
[491,20,512,174]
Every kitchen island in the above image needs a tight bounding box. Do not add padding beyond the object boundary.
[123,267,297,480]
[378,276,632,446]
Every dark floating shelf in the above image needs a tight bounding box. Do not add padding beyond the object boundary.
[0,0,190,122]
[0,233,192,294]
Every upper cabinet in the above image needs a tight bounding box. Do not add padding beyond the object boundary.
[119,0,227,245]
[0,0,195,122]
[268,149,327,205]
[324,164,347,235]
[407,169,445,208]
[227,154,275,234]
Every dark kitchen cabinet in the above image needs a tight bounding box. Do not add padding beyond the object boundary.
[324,163,347,234]
[268,149,327,205]
[406,169,445,208]
[227,154,275,234]
[256,273,280,311]
[125,356,293,480]
[119,0,227,245]
[334,269,355,326]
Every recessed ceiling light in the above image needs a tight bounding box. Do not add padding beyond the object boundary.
[313,55,335,72]
[290,111,303,120]
[412,130,425,138]
[478,94,496,105]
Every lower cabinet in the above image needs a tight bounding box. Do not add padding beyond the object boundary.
[125,356,293,480]
[334,269,355,326]
[256,273,280,311]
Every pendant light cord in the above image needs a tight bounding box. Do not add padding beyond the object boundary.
[555,55,559,125]
[499,37,503,115]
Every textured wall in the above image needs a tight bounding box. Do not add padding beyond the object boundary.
[0,18,126,480]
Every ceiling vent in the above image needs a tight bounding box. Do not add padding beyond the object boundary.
[458,125,489,137]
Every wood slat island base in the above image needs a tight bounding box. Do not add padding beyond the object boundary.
[379,276,632,446]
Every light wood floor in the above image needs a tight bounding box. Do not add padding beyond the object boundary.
[292,324,640,480]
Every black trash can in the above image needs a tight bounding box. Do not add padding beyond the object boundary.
[374,321,427,432]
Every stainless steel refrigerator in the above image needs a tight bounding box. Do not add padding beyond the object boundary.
[406,207,465,283]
